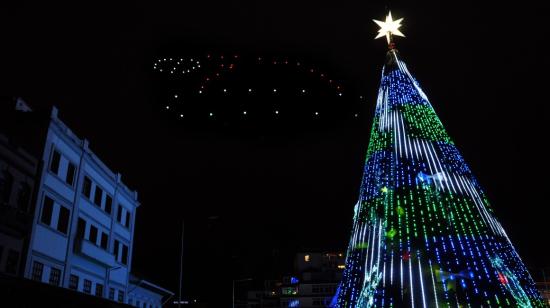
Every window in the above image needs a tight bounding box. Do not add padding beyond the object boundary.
[125,211,131,228]
[5,249,19,274]
[16,182,31,212]
[89,225,98,244]
[41,196,54,226]
[94,186,103,207]
[83,279,92,294]
[66,162,76,186]
[31,261,44,281]
[116,205,123,223]
[49,267,61,286]
[304,254,310,262]
[105,195,112,214]
[95,283,104,297]
[50,149,61,174]
[82,176,92,199]
[108,287,115,300]
[76,218,86,239]
[69,274,79,290]
[117,289,124,302]
[136,300,141,307]
[100,232,108,250]
[121,244,129,265]
[57,206,70,234]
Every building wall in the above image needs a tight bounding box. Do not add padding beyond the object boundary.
[128,283,165,308]
[0,133,38,277]
[23,108,139,304]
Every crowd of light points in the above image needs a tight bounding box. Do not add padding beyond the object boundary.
[152,54,360,120]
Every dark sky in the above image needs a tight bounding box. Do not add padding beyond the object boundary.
[1,0,549,305]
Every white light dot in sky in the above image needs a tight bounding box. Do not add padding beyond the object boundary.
[180,114,184,118]
[243,111,247,115]
[275,110,279,114]
[165,106,170,110]
[174,94,178,98]
[209,112,213,117]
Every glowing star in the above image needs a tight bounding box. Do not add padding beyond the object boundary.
[373,11,405,44]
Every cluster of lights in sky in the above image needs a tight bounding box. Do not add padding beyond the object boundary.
[152,53,364,122]
[335,13,545,307]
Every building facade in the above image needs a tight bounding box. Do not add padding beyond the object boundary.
[279,252,344,308]
[20,107,140,304]
[127,274,174,308]
[0,133,39,277]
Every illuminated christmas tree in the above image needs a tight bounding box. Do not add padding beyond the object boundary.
[335,12,546,307]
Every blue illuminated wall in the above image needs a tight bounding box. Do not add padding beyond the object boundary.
[335,49,546,307]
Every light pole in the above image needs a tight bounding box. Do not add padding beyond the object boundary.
[178,219,184,308]
[233,278,252,308]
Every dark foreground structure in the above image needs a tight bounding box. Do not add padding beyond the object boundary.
[0,273,131,307]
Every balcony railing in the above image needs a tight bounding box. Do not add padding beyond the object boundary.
[74,238,115,267]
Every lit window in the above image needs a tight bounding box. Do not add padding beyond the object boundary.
[31,261,43,281]
[338,265,345,269]
[83,279,92,294]
[304,255,310,262]
[69,274,79,290]
[49,268,61,286]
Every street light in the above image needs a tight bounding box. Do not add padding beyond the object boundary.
[233,278,252,308]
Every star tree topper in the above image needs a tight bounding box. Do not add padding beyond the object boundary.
[373,11,405,44]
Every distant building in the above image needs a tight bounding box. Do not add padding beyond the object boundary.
[535,268,550,306]
[0,133,39,277]
[537,281,550,306]
[243,252,344,308]
[127,274,174,308]
[279,252,344,308]
[0,100,172,305]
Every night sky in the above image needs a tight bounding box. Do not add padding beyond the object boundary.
[1,1,549,305]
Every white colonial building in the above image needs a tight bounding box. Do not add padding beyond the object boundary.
[23,107,140,304]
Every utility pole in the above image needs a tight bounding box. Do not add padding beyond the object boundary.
[178,219,184,308]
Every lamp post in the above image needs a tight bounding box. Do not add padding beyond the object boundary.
[178,219,184,308]
[233,278,252,308]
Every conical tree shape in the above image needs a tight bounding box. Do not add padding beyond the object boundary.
[335,49,546,307]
